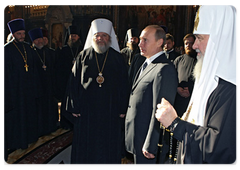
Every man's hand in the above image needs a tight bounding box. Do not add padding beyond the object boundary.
[119,114,126,118]
[142,148,155,159]
[155,98,178,127]
[72,113,81,117]
[177,87,190,98]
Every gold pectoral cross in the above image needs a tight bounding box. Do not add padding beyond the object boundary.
[42,64,47,71]
[24,64,29,72]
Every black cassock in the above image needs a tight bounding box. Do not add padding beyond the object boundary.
[33,47,58,137]
[55,44,83,101]
[173,54,197,117]
[55,44,83,129]
[63,47,129,163]
[4,41,40,159]
[174,78,236,164]
[120,47,140,66]
[128,53,145,87]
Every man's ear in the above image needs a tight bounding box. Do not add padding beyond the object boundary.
[157,38,163,48]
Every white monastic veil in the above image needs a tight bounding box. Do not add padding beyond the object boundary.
[83,18,120,52]
[182,6,236,126]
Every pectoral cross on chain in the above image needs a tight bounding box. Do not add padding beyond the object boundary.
[24,64,29,72]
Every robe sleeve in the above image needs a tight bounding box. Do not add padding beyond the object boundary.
[64,53,84,114]
[173,81,236,163]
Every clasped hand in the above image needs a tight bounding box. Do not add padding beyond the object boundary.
[177,87,190,98]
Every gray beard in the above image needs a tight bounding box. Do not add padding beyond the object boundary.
[193,54,204,82]
[34,44,44,49]
[92,40,111,54]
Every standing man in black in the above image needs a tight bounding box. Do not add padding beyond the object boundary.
[128,53,145,88]
[125,25,178,164]
[63,18,129,163]
[164,33,180,62]
[41,28,49,47]
[4,19,40,161]
[41,28,56,64]
[173,33,197,118]
[121,28,140,66]
[55,25,83,128]
[55,25,83,102]
[28,28,58,137]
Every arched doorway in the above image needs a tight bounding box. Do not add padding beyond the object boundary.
[45,6,73,49]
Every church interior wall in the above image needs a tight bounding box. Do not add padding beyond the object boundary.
[4,5,198,49]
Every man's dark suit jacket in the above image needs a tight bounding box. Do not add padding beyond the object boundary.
[125,53,178,162]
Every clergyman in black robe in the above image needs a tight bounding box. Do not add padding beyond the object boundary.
[4,19,40,161]
[121,28,140,66]
[64,46,129,163]
[63,19,129,163]
[28,28,58,137]
[155,6,236,164]
[55,25,83,102]
[164,33,180,62]
[55,26,84,129]
[173,33,197,118]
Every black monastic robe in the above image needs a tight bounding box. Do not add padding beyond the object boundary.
[174,78,236,164]
[55,44,83,101]
[121,47,140,66]
[63,47,129,163]
[128,53,145,87]
[55,44,83,129]
[4,40,40,159]
[166,49,180,62]
[173,54,197,117]
[33,47,58,137]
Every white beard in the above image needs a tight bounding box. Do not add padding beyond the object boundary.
[193,54,204,82]
[92,40,111,54]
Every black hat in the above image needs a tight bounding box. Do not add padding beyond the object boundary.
[127,28,139,39]
[160,25,168,33]
[28,28,43,42]
[124,28,139,47]
[7,18,25,34]
[68,25,80,36]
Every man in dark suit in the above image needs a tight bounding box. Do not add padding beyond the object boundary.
[125,25,178,164]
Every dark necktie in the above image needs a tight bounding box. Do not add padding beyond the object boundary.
[142,62,148,71]
[139,62,148,77]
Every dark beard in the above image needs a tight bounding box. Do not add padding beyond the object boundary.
[68,39,81,48]
[14,37,24,43]
[129,43,138,51]
[186,49,197,57]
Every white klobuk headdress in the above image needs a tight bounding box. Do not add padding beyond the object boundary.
[183,6,236,126]
[84,18,120,52]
